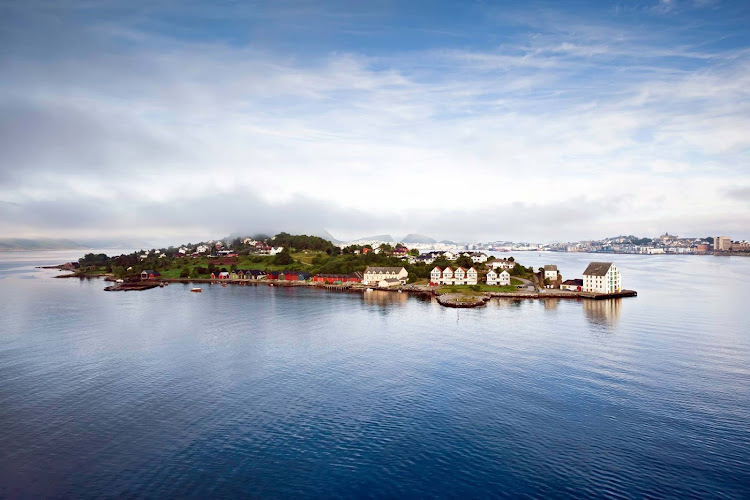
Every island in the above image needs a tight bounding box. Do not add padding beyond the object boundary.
[49,232,637,307]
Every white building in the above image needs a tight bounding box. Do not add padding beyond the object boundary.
[486,269,511,286]
[582,262,621,293]
[468,252,488,263]
[196,244,210,254]
[543,265,558,281]
[487,258,515,270]
[378,278,401,288]
[363,266,408,285]
[430,266,478,285]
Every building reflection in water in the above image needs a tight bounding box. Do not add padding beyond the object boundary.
[582,298,621,327]
[363,290,409,307]
[542,298,559,310]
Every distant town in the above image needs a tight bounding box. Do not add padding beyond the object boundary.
[345,233,749,256]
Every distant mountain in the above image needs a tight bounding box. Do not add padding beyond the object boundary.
[440,240,457,245]
[314,229,343,244]
[400,234,437,244]
[0,238,153,251]
[356,234,394,242]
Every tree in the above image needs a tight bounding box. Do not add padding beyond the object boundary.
[508,256,515,262]
[190,267,202,278]
[113,266,125,278]
[409,248,420,256]
[455,256,474,269]
[180,267,190,278]
[273,250,294,265]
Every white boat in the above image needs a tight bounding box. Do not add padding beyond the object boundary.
[190,287,202,293]
[116,279,124,283]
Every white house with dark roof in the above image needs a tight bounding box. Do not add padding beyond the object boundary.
[543,265,558,281]
[486,269,511,286]
[582,262,621,293]
[363,266,408,285]
[488,258,514,270]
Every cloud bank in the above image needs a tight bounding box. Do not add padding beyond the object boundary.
[1,0,748,244]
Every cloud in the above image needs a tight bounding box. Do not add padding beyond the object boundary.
[0,1,749,242]
[723,186,750,202]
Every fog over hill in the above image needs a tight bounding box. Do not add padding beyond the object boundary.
[400,234,437,244]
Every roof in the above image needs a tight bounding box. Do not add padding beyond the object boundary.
[544,265,558,271]
[381,278,401,283]
[583,262,613,276]
[431,266,442,272]
[562,279,584,286]
[365,266,405,273]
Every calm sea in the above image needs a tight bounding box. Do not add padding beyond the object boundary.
[1,250,749,498]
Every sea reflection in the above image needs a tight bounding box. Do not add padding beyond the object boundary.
[362,290,409,306]
[542,298,559,310]
[582,298,621,327]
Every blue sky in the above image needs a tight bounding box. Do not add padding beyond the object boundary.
[1,0,748,243]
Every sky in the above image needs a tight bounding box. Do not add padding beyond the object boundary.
[1,0,748,245]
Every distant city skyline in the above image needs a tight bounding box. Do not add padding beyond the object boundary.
[1,0,749,243]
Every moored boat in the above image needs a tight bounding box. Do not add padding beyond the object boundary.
[191,287,202,293]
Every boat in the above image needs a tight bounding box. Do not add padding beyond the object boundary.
[221,283,227,287]
[191,287,202,293]
[116,279,124,283]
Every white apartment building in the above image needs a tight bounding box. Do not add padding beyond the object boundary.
[486,269,511,286]
[582,262,621,293]
[430,266,478,285]
[363,266,408,285]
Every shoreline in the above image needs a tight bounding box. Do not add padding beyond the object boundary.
[66,273,636,306]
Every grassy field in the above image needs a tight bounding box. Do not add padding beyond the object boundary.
[291,252,323,265]
[438,279,525,294]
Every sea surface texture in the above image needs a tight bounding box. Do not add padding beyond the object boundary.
[1,251,749,498]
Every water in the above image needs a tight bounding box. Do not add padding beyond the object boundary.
[1,250,749,498]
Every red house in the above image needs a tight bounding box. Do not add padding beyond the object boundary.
[393,246,409,257]
[313,273,363,284]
